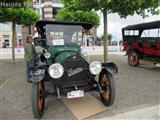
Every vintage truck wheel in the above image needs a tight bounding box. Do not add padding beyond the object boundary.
[99,70,115,106]
[128,51,139,66]
[31,82,45,119]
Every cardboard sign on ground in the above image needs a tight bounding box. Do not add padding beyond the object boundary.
[62,93,107,120]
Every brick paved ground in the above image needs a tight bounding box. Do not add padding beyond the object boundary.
[0,55,160,120]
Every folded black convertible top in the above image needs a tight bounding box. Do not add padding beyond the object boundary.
[122,20,160,30]
[36,20,93,38]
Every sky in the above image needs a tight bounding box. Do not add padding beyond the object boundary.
[97,12,160,40]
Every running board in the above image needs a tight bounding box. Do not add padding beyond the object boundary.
[140,59,160,67]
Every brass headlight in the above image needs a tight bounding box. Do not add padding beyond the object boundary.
[89,61,102,75]
[48,63,64,79]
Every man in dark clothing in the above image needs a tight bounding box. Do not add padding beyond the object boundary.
[24,35,34,83]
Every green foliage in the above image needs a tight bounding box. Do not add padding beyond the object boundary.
[95,33,112,46]
[0,0,28,2]
[75,0,160,17]
[0,0,39,25]
[19,8,40,26]
[56,8,100,27]
[107,33,112,41]
[0,8,39,25]
[56,0,100,27]
[95,36,102,45]
[97,33,112,42]
[75,0,111,11]
[110,0,160,17]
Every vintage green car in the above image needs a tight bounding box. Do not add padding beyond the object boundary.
[30,20,118,119]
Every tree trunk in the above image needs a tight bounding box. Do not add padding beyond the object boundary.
[12,21,16,63]
[103,9,108,63]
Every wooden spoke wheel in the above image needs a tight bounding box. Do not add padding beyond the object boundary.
[128,51,139,66]
[31,82,45,119]
[99,70,115,106]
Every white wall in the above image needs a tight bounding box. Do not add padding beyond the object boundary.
[81,46,121,55]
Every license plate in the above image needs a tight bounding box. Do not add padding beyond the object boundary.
[67,90,84,99]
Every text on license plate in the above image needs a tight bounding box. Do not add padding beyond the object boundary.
[67,90,84,99]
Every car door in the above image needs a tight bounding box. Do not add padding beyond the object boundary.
[141,29,156,55]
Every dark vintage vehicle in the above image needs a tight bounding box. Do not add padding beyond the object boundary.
[122,20,160,66]
[30,20,118,119]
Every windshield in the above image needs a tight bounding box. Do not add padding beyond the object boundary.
[46,24,83,46]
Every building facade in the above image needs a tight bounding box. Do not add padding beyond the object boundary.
[0,0,63,48]
[0,23,22,48]
[0,0,96,48]
[33,0,63,20]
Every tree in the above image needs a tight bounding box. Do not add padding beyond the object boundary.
[74,0,160,62]
[56,8,100,27]
[95,33,113,46]
[55,0,100,27]
[101,33,112,42]
[95,36,102,46]
[0,0,39,63]
[107,33,112,42]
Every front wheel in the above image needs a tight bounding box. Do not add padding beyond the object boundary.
[128,51,139,66]
[31,82,45,119]
[99,70,115,106]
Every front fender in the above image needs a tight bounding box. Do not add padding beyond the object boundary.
[101,62,118,75]
[30,69,45,82]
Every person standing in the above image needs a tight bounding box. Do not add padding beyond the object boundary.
[24,35,34,83]
[33,27,38,39]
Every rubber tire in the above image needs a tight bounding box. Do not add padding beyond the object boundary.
[128,51,139,66]
[99,70,115,106]
[31,82,45,119]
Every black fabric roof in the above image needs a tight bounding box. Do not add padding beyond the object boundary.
[36,20,93,30]
[36,20,93,38]
[122,20,160,30]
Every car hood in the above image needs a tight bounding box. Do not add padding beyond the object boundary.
[48,45,81,63]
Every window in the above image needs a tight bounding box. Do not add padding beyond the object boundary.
[4,39,9,46]
[3,35,9,38]
[0,23,11,31]
[17,35,22,47]
[124,30,139,36]
[141,29,159,37]
[52,0,61,3]
[16,25,21,33]
[42,8,44,19]
[141,30,148,37]
[46,24,82,46]
[3,35,10,47]
[18,39,22,46]
[124,30,130,36]
[36,0,43,3]
[134,30,139,35]
[50,32,63,39]
[149,29,159,37]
